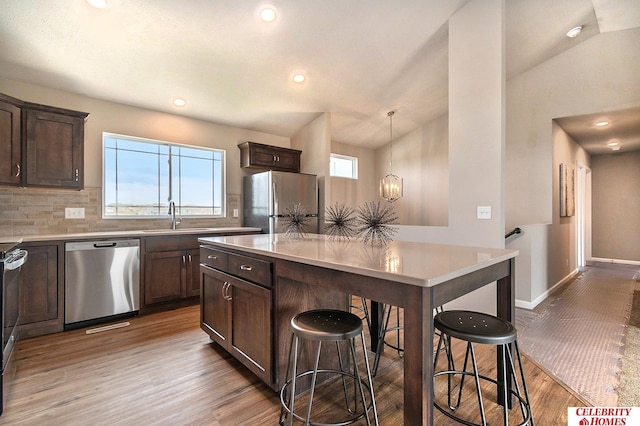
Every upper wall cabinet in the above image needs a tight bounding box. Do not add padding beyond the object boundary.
[23,102,89,190]
[0,93,23,186]
[238,141,301,173]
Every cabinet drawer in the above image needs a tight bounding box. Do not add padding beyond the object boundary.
[227,253,272,287]
[200,245,228,271]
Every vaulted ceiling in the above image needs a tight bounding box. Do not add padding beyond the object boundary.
[0,0,638,152]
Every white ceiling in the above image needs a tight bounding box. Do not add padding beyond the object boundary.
[0,0,638,151]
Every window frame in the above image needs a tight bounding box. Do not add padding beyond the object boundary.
[330,153,359,179]
[101,132,226,219]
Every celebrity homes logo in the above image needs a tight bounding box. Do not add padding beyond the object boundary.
[568,407,639,425]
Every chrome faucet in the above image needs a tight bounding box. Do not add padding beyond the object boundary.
[168,201,181,229]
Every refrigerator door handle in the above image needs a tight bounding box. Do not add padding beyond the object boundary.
[272,181,278,216]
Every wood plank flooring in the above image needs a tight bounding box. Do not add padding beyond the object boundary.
[0,305,585,425]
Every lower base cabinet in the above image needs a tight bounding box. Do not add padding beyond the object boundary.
[200,265,272,384]
[18,243,63,338]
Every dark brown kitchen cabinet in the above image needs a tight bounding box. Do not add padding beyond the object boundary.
[23,103,88,189]
[200,246,272,384]
[18,243,64,338]
[238,141,301,173]
[144,248,200,305]
[142,236,201,307]
[0,93,23,186]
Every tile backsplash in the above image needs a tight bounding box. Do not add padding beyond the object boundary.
[0,186,242,238]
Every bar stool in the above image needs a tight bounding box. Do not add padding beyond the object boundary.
[279,309,379,426]
[433,310,534,426]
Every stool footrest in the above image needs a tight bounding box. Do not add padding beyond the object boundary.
[280,369,375,426]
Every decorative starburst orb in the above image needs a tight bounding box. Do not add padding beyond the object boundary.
[356,201,399,245]
[283,203,310,239]
[325,203,357,239]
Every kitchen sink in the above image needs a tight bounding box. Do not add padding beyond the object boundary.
[141,228,217,233]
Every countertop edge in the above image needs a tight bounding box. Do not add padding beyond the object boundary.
[1,227,263,244]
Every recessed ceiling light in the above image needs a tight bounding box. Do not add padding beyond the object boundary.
[173,98,187,107]
[611,146,621,151]
[292,74,305,83]
[86,0,107,8]
[607,141,619,146]
[566,26,583,38]
[595,121,609,127]
[259,5,277,23]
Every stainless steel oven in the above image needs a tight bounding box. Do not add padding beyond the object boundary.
[1,242,27,415]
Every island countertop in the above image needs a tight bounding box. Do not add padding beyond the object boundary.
[198,233,518,288]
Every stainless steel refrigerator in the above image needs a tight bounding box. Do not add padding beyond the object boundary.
[243,171,318,234]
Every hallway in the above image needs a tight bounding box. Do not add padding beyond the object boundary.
[516,262,640,407]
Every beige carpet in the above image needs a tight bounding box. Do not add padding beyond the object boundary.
[516,263,639,407]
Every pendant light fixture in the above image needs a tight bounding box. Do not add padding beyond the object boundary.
[380,110,403,202]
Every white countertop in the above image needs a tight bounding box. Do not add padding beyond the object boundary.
[0,227,262,244]
[199,233,518,288]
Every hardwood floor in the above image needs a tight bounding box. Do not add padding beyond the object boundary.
[1,305,585,425]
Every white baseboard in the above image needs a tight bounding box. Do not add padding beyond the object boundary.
[515,268,581,310]
[590,257,640,266]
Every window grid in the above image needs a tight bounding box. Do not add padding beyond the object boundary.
[103,133,225,218]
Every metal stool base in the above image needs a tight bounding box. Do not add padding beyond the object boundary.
[434,369,533,426]
[279,369,375,426]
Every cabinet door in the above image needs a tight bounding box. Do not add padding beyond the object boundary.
[200,266,231,347]
[186,249,200,297]
[144,250,186,305]
[239,142,301,173]
[24,108,84,189]
[230,276,272,383]
[0,98,22,186]
[269,147,300,172]
[19,245,59,325]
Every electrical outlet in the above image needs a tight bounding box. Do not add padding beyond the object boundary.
[65,207,85,219]
[233,209,239,218]
[477,206,492,220]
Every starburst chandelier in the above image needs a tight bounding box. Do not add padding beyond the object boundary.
[380,111,402,202]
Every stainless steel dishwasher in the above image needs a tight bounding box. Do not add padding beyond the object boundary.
[65,239,140,329]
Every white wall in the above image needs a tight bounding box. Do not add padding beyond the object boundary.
[591,151,640,262]
[506,27,640,306]
[0,77,290,196]
[393,0,506,314]
[374,113,449,226]
[291,112,331,224]
[506,28,640,229]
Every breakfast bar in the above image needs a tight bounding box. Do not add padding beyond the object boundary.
[199,233,518,425]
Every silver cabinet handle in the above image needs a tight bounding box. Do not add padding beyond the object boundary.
[188,254,192,263]
[182,255,186,264]
[240,264,253,271]
[221,282,228,299]
[15,163,20,177]
[222,282,233,301]
[208,255,218,260]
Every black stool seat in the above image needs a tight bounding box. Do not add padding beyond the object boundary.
[292,309,363,341]
[435,310,517,345]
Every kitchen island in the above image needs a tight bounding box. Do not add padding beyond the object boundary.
[198,233,517,426]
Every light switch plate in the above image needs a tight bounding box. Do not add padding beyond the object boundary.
[477,206,491,220]
[65,207,85,219]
